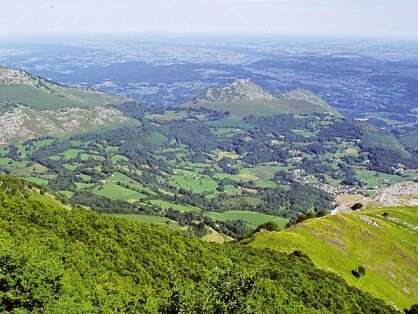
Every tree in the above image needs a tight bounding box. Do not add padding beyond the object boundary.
[405,304,418,314]
[351,203,363,211]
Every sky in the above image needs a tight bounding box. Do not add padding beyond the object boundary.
[1,0,418,38]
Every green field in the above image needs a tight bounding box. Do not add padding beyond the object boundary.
[32,138,55,148]
[24,176,48,185]
[106,213,179,227]
[250,207,418,310]
[292,129,315,137]
[62,149,84,159]
[224,184,241,194]
[354,167,405,189]
[110,172,136,183]
[206,211,288,229]
[0,158,12,167]
[63,163,77,170]
[239,164,285,187]
[146,111,188,121]
[94,182,145,202]
[170,169,218,194]
[111,154,129,163]
[150,199,202,213]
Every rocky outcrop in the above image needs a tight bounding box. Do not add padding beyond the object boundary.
[365,181,418,208]
[194,79,276,103]
[0,105,129,145]
[0,66,128,145]
[332,181,418,214]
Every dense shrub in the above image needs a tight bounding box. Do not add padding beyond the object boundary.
[0,175,398,313]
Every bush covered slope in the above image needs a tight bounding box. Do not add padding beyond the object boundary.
[0,175,399,313]
[249,207,418,310]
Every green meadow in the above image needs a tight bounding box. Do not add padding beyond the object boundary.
[250,207,418,310]
[206,211,288,229]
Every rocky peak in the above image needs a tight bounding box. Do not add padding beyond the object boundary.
[0,66,33,85]
[197,79,276,102]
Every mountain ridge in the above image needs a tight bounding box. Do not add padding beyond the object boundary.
[185,79,337,116]
[0,66,134,145]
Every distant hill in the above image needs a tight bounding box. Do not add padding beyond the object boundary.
[248,206,418,310]
[0,66,133,145]
[185,79,337,116]
[0,174,398,313]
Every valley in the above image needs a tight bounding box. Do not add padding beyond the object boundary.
[1,71,417,241]
[0,63,417,312]
[1,0,418,312]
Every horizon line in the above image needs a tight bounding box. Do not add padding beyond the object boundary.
[0,31,417,42]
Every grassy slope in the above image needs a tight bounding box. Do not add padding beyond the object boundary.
[187,99,336,117]
[94,182,145,202]
[150,199,202,213]
[249,207,418,310]
[0,83,122,110]
[206,211,288,229]
[105,213,182,229]
[0,175,397,313]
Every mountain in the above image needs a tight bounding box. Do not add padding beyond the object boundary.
[185,79,337,117]
[195,79,276,102]
[248,206,418,310]
[0,66,134,145]
[0,174,398,313]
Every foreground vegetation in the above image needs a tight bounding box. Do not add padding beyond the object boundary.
[0,175,398,313]
[248,206,418,310]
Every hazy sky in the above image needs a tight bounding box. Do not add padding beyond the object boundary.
[1,0,418,38]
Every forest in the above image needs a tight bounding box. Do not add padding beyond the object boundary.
[0,175,399,313]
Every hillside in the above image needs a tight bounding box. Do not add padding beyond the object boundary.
[248,206,418,310]
[0,66,122,109]
[185,79,337,116]
[0,175,399,313]
[0,66,133,145]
